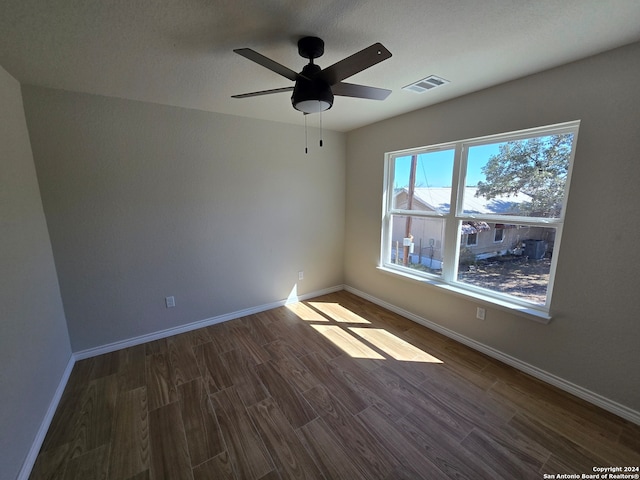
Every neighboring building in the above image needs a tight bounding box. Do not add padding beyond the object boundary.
[391,187,552,268]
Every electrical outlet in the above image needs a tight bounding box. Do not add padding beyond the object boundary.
[298,271,304,280]
[165,296,175,308]
[476,307,486,320]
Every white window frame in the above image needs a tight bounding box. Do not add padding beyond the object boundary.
[380,121,580,320]
[493,228,504,243]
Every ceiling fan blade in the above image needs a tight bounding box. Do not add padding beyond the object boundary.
[231,86,294,98]
[332,82,391,100]
[234,48,299,81]
[318,43,392,85]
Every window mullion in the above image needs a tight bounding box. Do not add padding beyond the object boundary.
[441,143,465,283]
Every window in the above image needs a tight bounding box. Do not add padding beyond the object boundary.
[380,121,579,316]
[466,233,478,246]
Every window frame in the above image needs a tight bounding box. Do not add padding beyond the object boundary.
[380,121,580,319]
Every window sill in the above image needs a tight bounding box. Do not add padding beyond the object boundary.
[376,265,552,324]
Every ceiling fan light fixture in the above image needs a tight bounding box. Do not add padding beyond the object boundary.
[291,79,334,113]
[293,99,332,113]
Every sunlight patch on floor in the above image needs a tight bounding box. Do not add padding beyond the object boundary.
[286,302,329,321]
[349,327,443,363]
[307,302,371,324]
[289,298,445,364]
[311,324,385,359]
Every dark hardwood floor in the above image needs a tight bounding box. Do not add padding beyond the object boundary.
[29,290,640,479]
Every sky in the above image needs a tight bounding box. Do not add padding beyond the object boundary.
[393,143,502,189]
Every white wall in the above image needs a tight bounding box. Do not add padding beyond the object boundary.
[0,66,71,479]
[345,42,640,414]
[22,87,346,352]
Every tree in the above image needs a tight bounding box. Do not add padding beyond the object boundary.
[475,134,574,217]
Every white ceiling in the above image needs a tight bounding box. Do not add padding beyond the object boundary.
[2,0,640,132]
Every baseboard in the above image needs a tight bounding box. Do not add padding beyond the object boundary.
[344,284,640,426]
[18,354,76,480]
[74,284,344,360]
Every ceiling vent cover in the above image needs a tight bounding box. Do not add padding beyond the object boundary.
[402,75,450,93]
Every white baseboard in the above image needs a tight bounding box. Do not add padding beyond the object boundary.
[74,284,344,360]
[18,354,76,480]
[344,284,640,426]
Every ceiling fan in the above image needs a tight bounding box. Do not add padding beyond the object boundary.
[231,36,392,114]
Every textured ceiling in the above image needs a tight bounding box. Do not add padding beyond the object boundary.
[2,0,640,132]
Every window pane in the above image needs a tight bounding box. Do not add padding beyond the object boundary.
[456,225,557,305]
[392,149,455,213]
[389,215,445,275]
[462,133,574,218]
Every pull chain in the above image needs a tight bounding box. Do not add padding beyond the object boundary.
[304,114,308,154]
[319,109,323,147]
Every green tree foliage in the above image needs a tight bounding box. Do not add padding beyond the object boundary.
[476,134,573,217]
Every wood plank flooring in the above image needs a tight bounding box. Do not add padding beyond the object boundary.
[29,290,640,479]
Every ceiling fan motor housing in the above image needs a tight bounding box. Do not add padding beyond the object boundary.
[292,63,334,112]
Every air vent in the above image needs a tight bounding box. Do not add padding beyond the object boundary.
[402,75,450,93]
